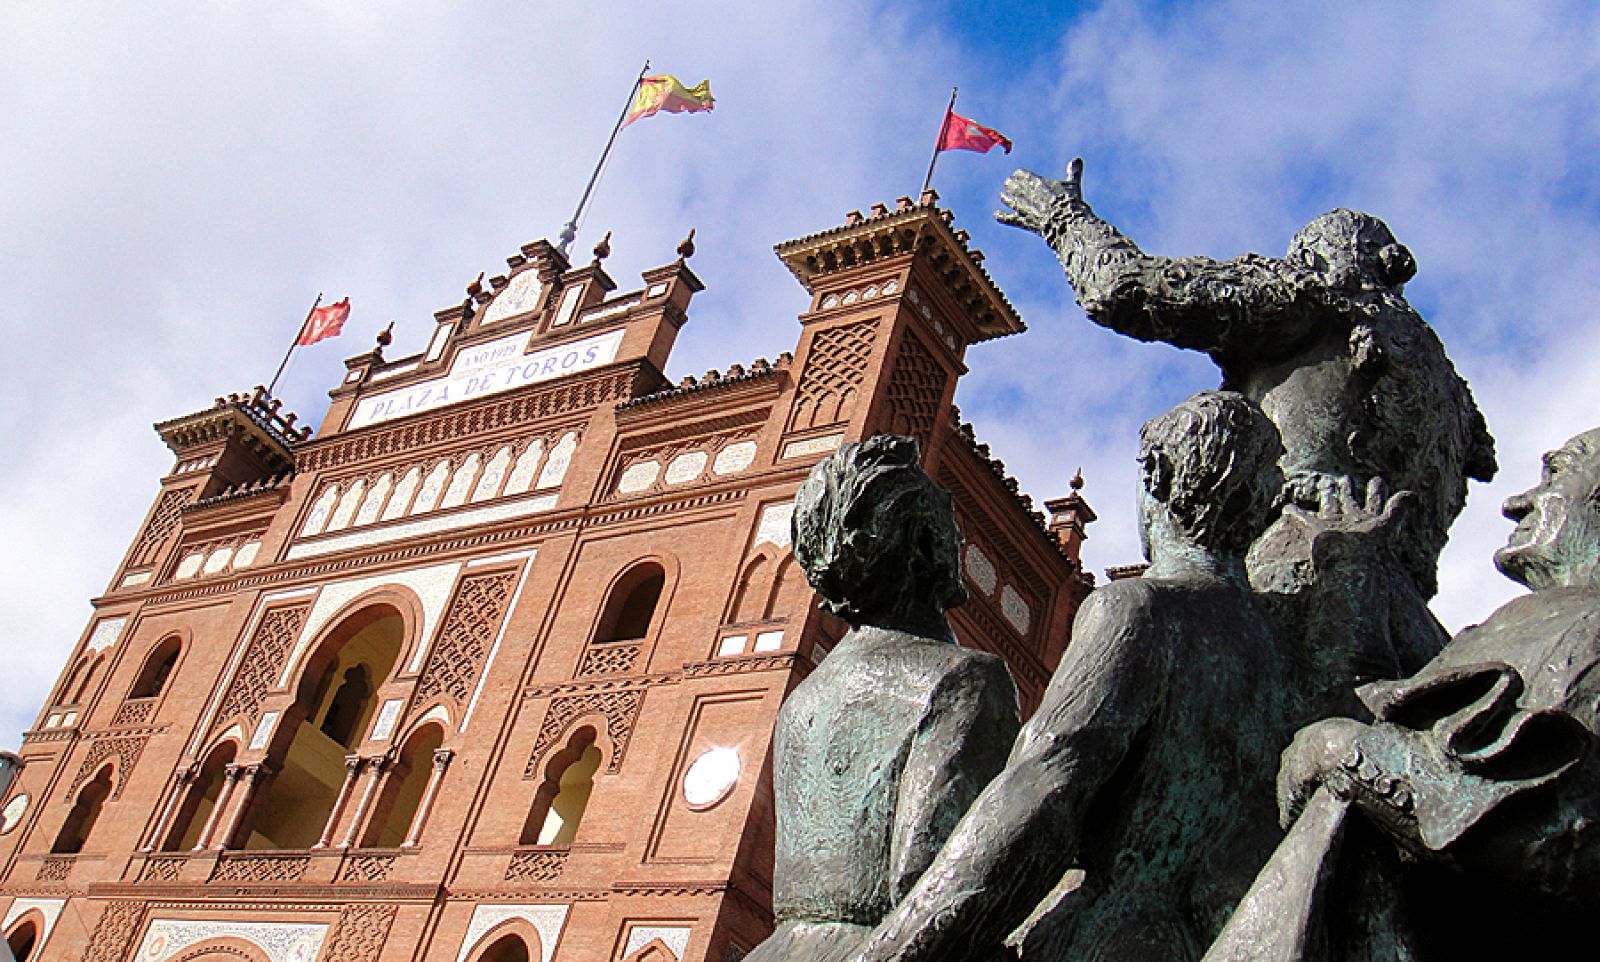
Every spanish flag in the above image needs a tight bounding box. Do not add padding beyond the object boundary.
[624,74,715,127]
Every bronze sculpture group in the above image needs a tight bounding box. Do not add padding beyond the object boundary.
[748,158,1596,961]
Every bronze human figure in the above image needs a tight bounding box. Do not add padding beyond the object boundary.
[848,393,1297,962]
[1211,426,1600,961]
[999,160,1496,696]
[746,435,1020,962]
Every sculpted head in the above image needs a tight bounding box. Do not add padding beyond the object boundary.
[792,434,966,624]
[1138,391,1284,560]
[1494,427,1600,590]
[1288,209,1416,291]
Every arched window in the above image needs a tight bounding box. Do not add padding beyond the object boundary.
[68,654,101,705]
[244,608,405,850]
[130,637,182,699]
[363,725,444,848]
[477,934,531,962]
[519,728,602,846]
[6,917,38,961]
[166,742,236,851]
[53,765,113,854]
[764,555,811,620]
[729,556,771,624]
[596,564,666,644]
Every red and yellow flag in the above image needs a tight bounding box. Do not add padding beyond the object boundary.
[623,74,715,127]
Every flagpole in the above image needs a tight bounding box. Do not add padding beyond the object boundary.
[920,87,958,196]
[557,60,652,255]
[268,292,322,397]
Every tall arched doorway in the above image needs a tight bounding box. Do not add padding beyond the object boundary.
[242,608,405,849]
[166,741,236,851]
[6,916,39,961]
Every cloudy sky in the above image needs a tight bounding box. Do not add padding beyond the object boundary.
[4,0,1599,744]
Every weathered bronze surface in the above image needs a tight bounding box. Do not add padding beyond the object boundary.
[999,160,1496,716]
[745,435,1020,962]
[759,161,1587,962]
[849,393,1300,961]
[1210,427,1600,961]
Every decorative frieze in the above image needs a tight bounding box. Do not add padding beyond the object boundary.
[321,903,398,961]
[526,689,644,777]
[788,318,878,431]
[140,854,187,883]
[210,852,311,883]
[129,487,195,568]
[505,848,567,883]
[577,642,641,677]
[70,735,147,799]
[294,368,635,474]
[83,900,146,962]
[136,918,328,962]
[415,569,520,710]
[338,853,398,883]
[214,604,311,731]
[112,698,156,728]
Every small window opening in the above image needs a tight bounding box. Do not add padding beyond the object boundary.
[598,567,665,643]
[131,639,181,699]
[519,729,602,846]
[53,766,113,854]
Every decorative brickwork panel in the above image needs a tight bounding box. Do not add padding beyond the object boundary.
[321,903,398,962]
[415,570,519,709]
[140,855,186,882]
[71,735,147,800]
[339,853,397,883]
[36,856,72,882]
[789,319,878,431]
[577,642,640,677]
[112,698,156,728]
[129,488,194,567]
[81,900,144,962]
[525,689,643,777]
[883,332,947,443]
[505,848,567,883]
[210,853,310,883]
[214,604,310,728]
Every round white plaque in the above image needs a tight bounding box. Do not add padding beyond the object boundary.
[682,747,741,810]
[1,793,29,834]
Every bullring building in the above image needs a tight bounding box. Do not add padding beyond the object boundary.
[0,195,1095,962]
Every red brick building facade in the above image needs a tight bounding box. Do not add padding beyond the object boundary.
[0,196,1094,962]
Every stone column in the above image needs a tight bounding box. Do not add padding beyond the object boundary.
[339,755,390,849]
[193,763,241,852]
[143,764,196,852]
[213,763,271,850]
[315,755,366,849]
[401,749,455,848]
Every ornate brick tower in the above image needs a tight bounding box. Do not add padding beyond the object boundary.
[0,198,1094,962]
